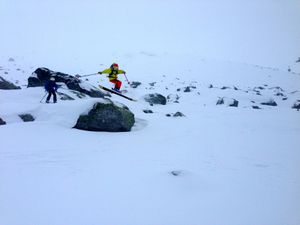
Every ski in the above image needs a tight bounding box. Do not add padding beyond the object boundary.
[98,85,137,101]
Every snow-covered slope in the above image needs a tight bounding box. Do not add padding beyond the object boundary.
[1,56,300,225]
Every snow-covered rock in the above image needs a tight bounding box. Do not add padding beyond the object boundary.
[73,101,135,132]
[19,114,35,122]
[28,68,108,98]
[144,93,167,105]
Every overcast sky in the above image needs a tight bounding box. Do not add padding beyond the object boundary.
[0,0,299,69]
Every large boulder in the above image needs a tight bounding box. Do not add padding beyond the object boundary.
[0,76,21,90]
[28,68,108,98]
[144,93,167,105]
[74,100,135,132]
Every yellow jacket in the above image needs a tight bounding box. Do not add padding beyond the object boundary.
[100,68,126,81]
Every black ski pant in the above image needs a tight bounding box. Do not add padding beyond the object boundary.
[46,90,57,102]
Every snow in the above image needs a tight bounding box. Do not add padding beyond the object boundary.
[1,0,300,225]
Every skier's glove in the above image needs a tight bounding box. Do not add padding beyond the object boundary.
[98,72,102,75]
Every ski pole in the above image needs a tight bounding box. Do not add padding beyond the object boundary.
[124,73,130,84]
[75,73,98,78]
[40,92,47,103]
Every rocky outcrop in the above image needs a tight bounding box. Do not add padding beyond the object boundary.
[0,76,21,90]
[28,68,108,98]
[74,101,135,132]
[144,93,167,105]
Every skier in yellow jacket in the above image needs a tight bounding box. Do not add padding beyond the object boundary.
[98,63,127,92]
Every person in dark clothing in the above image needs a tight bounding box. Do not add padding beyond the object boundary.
[44,77,58,103]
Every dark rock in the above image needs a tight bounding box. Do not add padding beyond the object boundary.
[275,92,284,97]
[8,57,15,62]
[221,86,230,90]
[173,112,185,117]
[74,101,135,132]
[170,170,182,176]
[292,100,300,111]
[282,97,288,101]
[216,98,224,105]
[261,99,277,106]
[149,82,156,87]
[0,117,6,125]
[28,68,107,98]
[183,86,191,92]
[228,99,239,107]
[217,97,238,107]
[208,84,214,88]
[252,106,261,109]
[130,81,142,88]
[166,114,172,117]
[177,88,181,92]
[0,76,21,90]
[19,114,35,122]
[143,109,153,114]
[144,93,167,105]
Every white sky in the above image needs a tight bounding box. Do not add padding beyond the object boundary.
[0,0,299,69]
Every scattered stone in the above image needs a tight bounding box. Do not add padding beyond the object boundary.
[216,97,224,105]
[0,117,6,125]
[167,94,180,103]
[19,114,35,122]
[149,82,156,87]
[208,84,213,88]
[173,112,185,117]
[216,97,238,107]
[261,99,277,106]
[144,93,167,105]
[130,81,142,88]
[282,97,288,101]
[74,101,135,132]
[0,76,21,90]
[252,106,261,109]
[221,86,230,90]
[143,109,153,114]
[166,114,172,117]
[183,86,191,92]
[228,99,239,107]
[8,57,15,62]
[292,100,300,111]
[170,170,182,176]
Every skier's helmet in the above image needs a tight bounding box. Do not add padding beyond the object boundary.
[111,63,119,70]
[50,77,55,81]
